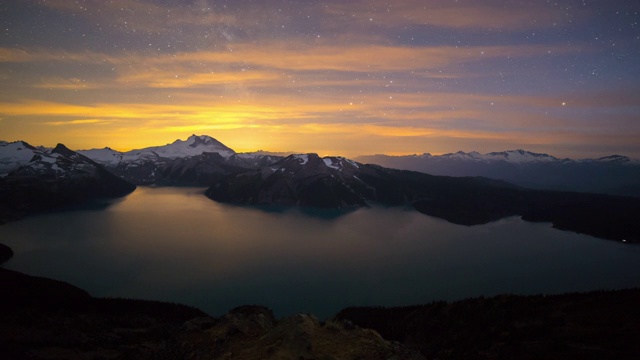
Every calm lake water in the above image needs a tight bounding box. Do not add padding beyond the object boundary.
[1,186,639,318]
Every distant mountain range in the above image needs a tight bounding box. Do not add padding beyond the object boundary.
[355,150,640,198]
[2,136,640,242]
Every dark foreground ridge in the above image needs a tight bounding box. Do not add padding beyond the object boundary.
[336,289,640,360]
[1,265,639,359]
[0,267,421,359]
[0,267,207,360]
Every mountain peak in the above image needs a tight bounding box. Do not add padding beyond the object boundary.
[146,135,236,159]
[52,143,71,152]
[186,134,212,143]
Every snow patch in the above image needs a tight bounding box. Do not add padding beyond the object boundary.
[323,158,340,170]
[39,155,58,164]
[440,149,558,163]
[0,141,42,173]
[77,147,123,166]
[293,154,309,165]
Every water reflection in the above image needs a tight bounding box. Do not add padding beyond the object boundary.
[1,186,639,318]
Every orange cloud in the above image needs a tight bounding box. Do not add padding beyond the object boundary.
[0,40,583,73]
[35,77,101,90]
[118,68,282,88]
[140,42,581,73]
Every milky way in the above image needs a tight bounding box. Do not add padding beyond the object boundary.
[1,0,639,158]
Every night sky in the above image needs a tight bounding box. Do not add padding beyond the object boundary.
[1,0,639,158]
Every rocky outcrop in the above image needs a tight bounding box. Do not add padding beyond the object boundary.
[171,305,423,360]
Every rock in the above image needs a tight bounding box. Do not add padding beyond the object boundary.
[172,306,424,359]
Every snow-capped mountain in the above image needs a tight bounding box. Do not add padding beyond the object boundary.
[475,149,560,163]
[207,153,386,208]
[122,134,235,160]
[9,144,101,178]
[266,154,362,180]
[0,143,135,223]
[76,147,123,167]
[355,150,640,198]
[206,152,515,209]
[0,141,45,175]
[207,153,640,242]
[78,134,235,166]
[76,135,280,185]
[392,149,562,163]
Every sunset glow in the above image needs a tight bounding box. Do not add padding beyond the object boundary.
[1,0,639,158]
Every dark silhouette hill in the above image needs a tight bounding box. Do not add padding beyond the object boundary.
[336,289,640,360]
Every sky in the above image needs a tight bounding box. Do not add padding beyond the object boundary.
[1,0,639,158]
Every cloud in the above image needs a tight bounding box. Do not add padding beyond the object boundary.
[323,0,589,31]
[2,1,636,158]
[35,77,101,90]
[117,68,283,88]
[1,40,585,97]
[44,119,112,126]
[41,0,237,33]
[0,47,118,64]
[0,48,33,62]
[143,42,581,73]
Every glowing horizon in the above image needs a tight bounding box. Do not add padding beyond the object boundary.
[1,0,639,159]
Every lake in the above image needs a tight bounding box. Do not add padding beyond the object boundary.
[1,186,639,318]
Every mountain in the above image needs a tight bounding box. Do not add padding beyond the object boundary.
[207,153,371,208]
[355,150,640,198]
[4,138,639,242]
[78,135,283,185]
[207,153,640,242]
[0,143,136,223]
[0,140,44,174]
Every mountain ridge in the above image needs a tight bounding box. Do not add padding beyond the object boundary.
[355,150,640,198]
[206,152,640,243]
[3,136,640,242]
[0,142,136,224]
[358,149,637,164]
